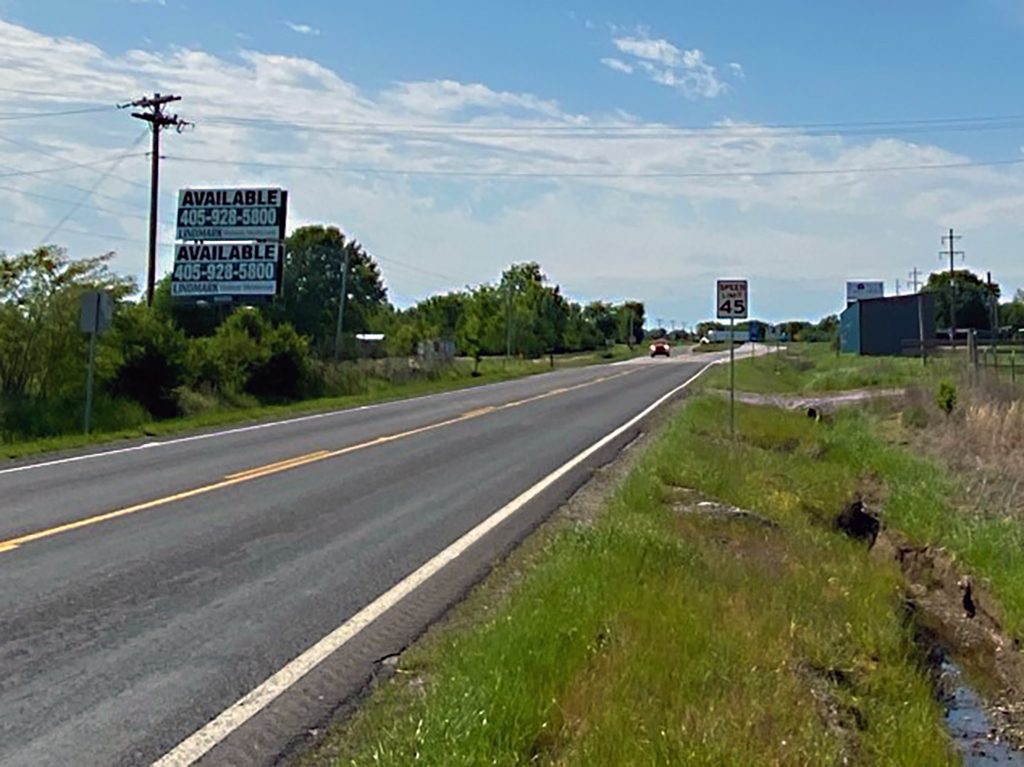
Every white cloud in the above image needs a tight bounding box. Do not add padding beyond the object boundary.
[284,21,320,36]
[0,17,1021,323]
[729,62,745,78]
[610,29,732,99]
[601,57,633,74]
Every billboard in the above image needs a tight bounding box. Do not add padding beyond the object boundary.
[846,281,884,305]
[170,242,284,298]
[176,187,287,242]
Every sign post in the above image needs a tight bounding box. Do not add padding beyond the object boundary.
[80,291,113,433]
[717,280,748,438]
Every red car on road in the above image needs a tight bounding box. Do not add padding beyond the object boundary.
[650,339,671,357]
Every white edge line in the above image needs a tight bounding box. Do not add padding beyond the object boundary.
[151,360,721,767]
[0,366,617,477]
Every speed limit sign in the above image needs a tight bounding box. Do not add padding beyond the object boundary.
[717,280,748,319]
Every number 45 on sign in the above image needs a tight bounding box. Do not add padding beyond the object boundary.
[717,280,748,319]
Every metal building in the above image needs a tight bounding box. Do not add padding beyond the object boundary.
[840,293,936,356]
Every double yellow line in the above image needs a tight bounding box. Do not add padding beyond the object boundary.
[0,370,633,555]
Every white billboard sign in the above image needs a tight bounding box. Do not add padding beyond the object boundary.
[846,281,884,304]
[171,242,284,298]
[717,279,748,319]
[176,187,287,242]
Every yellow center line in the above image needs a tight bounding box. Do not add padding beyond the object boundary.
[461,406,496,418]
[0,368,638,555]
[225,451,331,480]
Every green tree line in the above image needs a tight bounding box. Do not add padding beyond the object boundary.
[0,225,644,442]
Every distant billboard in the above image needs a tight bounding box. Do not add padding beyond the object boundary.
[176,187,287,242]
[170,242,284,298]
[846,281,884,306]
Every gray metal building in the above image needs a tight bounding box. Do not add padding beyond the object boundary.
[840,293,936,356]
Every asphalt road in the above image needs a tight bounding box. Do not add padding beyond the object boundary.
[0,351,713,767]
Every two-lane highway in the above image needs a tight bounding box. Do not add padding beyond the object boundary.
[0,352,714,767]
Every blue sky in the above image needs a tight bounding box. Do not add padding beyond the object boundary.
[0,0,1023,325]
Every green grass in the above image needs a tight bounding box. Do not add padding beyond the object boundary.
[702,342,1024,638]
[301,397,959,767]
[0,347,641,461]
[827,408,1024,640]
[702,342,943,394]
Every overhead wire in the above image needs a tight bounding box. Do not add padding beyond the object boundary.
[0,160,147,210]
[0,105,117,121]
[0,182,148,221]
[39,129,150,244]
[164,153,1024,180]
[197,112,1024,140]
[372,253,461,283]
[0,153,150,182]
[0,132,150,190]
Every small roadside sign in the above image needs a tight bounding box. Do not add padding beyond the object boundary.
[80,291,113,334]
[79,291,113,435]
[717,280,748,319]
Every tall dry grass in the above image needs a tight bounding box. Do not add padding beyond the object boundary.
[910,372,1024,517]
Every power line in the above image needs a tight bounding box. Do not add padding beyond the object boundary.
[0,159,146,211]
[0,153,149,183]
[39,130,151,244]
[0,85,112,100]
[164,153,1024,180]
[0,106,116,121]
[0,213,161,246]
[0,132,150,190]
[198,112,1024,139]
[373,253,460,283]
[0,182,148,221]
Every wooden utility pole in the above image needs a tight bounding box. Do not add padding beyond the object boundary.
[334,243,352,361]
[125,93,189,306]
[940,229,964,346]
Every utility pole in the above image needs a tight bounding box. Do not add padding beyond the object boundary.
[334,242,352,361]
[988,271,999,337]
[940,229,965,346]
[505,278,515,360]
[125,93,189,306]
[909,268,922,293]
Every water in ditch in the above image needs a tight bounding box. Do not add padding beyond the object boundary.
[942,662,1024,766]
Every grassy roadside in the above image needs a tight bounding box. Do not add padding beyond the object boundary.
[0,346,641,461]
[701,344,1024,639]
[300,395,961,767]
[699,342,942,393]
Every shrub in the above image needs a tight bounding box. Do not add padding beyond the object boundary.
[936,380,958,417]
[901,406,929,429]
[108,305,189,419]
[0,394,150,441]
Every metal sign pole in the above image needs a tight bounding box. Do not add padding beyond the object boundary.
[730,315,736,438]
[84,295,98,434]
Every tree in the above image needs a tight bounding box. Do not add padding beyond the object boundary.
[0,246,134,400]
[584,302,619,344]
[617,301,645,346]
[1000,288,1024,332]
[274,226,387,355]
[922,269,1000,331]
